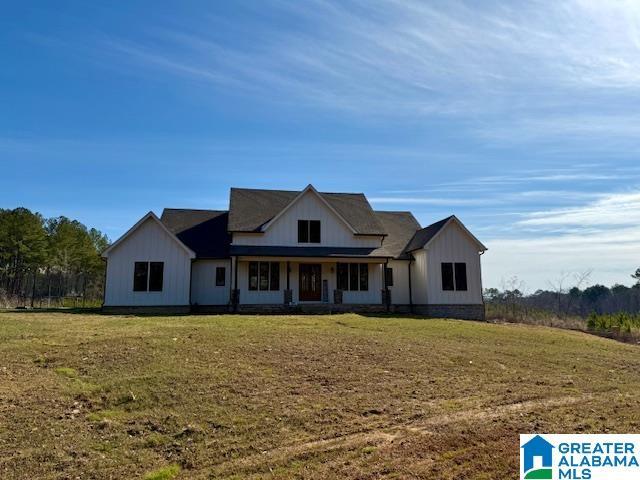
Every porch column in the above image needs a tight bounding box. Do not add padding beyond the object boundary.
[232,256,240,312]
[284,261,293,304]
[333,262,343,304]
[382,260,391,311]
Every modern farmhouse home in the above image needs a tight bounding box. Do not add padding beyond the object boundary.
[102,185,487,319]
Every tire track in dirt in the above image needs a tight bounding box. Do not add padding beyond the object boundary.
[207,393,592,476]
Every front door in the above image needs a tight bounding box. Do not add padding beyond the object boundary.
[299,264,322,301]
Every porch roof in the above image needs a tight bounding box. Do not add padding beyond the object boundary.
[229,245,391,259]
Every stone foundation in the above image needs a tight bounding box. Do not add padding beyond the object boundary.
[411,304,485,321]
[101,303,485,320]
[101,305,191,315]
[191,305,232,314]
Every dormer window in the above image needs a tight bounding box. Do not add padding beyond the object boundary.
[298,220,321,243]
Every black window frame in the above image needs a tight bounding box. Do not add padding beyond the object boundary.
[359,263,368,291]
[298,219,321,243]
[298,220,309,243]
[259,262,270,291]
[215,266,226,287]
[337,262,369,291]
[337,263,349,290]
[133,261,164,292]
[248,261,280,291]
[309,220,321,243]
[133,262,148,292]
[269,262,280,291]
[249,262,259,291]
[441,263,455,291]
[148,262,164,292]
[349,263,360,292]
[455,262,468,291]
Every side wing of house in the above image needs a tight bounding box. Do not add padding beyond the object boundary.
[102,213,194,309]
[160,209,231,308]
[190,259,231,306]
[410,218,485,304]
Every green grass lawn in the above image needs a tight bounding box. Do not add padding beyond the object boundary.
[1,312,639,479]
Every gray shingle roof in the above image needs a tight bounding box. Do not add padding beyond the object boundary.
[371,211,421,259]
[227,187,386,235]
[158,196,462,260]
[161,209,231,258]
[403,216,454,253]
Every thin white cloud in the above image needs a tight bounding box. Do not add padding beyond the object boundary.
[519,191,640,227]
[85,0,640,122]
[484,225,640,289]
[369,197,495,206]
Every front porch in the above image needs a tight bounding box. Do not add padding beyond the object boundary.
[229,256,392,308]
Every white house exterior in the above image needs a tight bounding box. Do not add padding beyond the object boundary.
[102,185,487,319]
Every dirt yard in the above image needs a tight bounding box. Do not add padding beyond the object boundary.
[1,312,639,479]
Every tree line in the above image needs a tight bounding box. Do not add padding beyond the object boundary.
[484,269,640,319]
[0,207,109,308]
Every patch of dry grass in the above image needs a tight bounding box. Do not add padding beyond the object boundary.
[1,312,639,479]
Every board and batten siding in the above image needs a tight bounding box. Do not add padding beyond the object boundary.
[386,260,410,305]
[104,217,192,306]
[410,250,429,305]
[232,190,382,248]
[190,260,231,305]
[424,221,483,305]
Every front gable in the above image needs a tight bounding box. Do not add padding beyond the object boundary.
[102,212,195,259]
[232,189,381,248]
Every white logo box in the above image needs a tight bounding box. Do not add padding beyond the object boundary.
[520,434,640,480]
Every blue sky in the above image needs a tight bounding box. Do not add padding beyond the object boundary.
[3,0,640,290]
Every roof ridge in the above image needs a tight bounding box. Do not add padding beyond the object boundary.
[418,215,454,230]
[230,186,366,196]
[374,210,414,214]
[163,207,229,212]
[163,208,228,212]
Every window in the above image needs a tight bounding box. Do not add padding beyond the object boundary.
[337,263,369,291]
[269,262,280,290]
[349,263,359,291]
[215,267,226,286]
[337,263,349,290]
[149,262,164,291]
[455,263,468,291]
[259,262,269,290]
[248,261,280,291]
[298,220,308,243]
[359,263,368,291]
[441,263,455,291]
[133,262,148,292]
[133,261,164,292]
[309,220,321,243]
[298,220,321,243]
[441,262,467,291]
[385,267,394,287]
[249,262,259,291]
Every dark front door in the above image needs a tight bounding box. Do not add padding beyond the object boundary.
[299,264,322,301]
